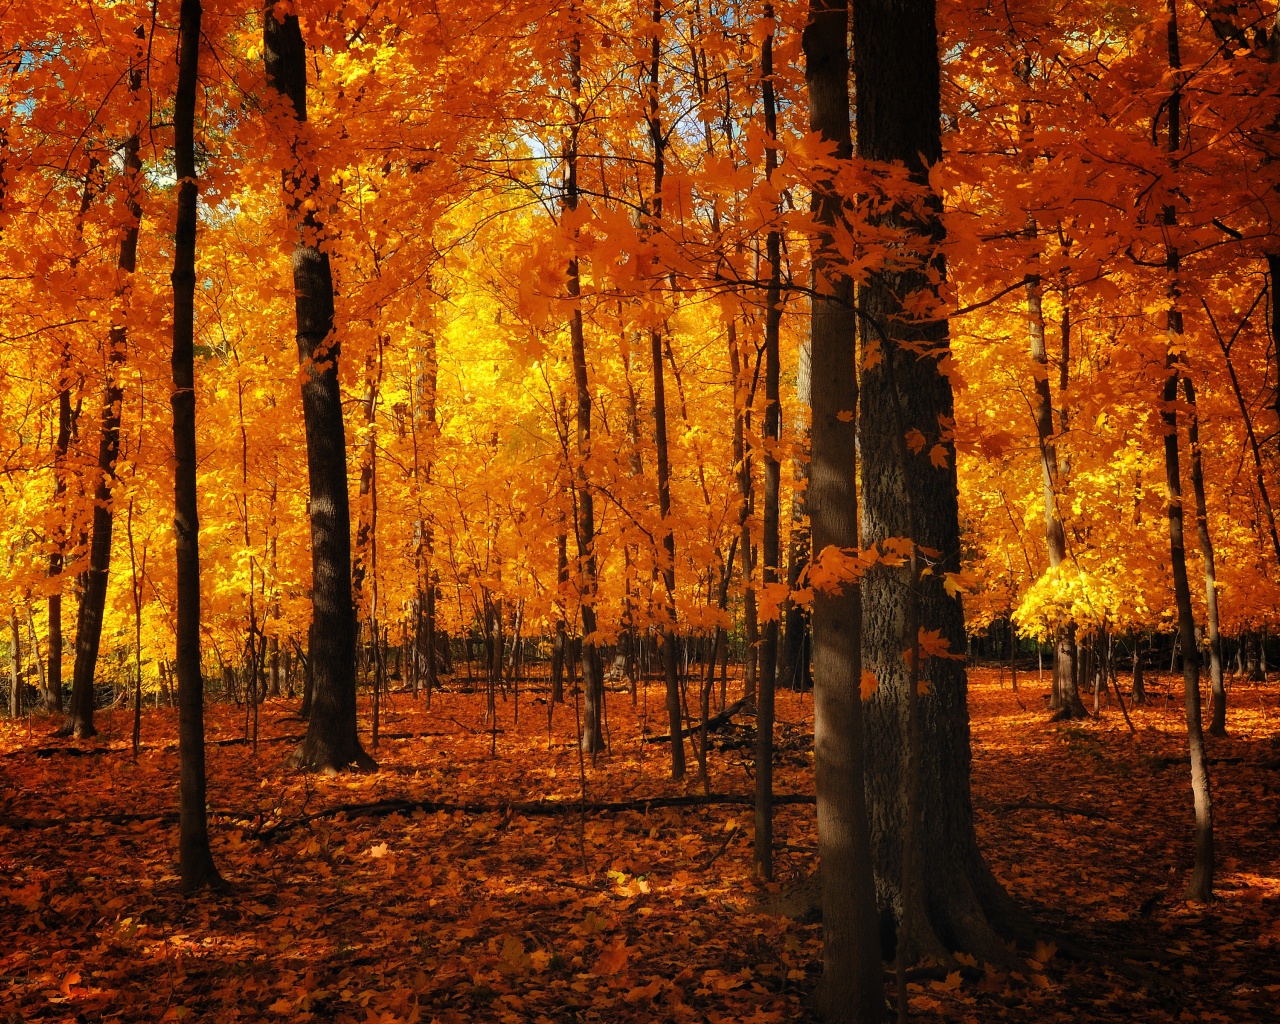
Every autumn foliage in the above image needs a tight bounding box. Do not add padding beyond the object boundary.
[2,0,1280,1021]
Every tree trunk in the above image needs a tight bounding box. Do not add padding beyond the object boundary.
[855,0,1028,966]
[1025,225,1085,720]
[46,356,76,713]
[264,1,373,772]
[552,531,567,704]
[647,0,684,780]
[9,613,21,719]
[782,335,812,692]
[1183,377,1225,736]
[1132,635,1146,704]
[60,65,144,739]
[754,7,782,880]
[1161,0,1214,903]
[804,3,884,1020]
[565,25,604,754]
[730,322,759,705]
[171,0,220,891]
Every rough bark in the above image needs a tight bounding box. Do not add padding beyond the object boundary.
[855,0,1029,967]
[264,0,373,772]
[171,0,220,891]
[804,3,884,1019]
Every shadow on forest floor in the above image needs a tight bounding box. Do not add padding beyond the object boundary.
[1,668,1277,1022]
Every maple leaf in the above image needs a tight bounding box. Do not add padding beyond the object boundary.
[905,428,928,454]
[593,941,629,977]
[860,669,879,700]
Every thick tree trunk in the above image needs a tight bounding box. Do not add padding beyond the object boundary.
[1183,377,1225,735]
[855,0,1028,967]
[264,1,373,772]
[1161,1,1214,903]
[171,0,220,891]
[804,3,884,1020]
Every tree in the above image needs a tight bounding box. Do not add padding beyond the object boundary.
[263,0,374,772]
[1159,0,1214,903]
[855,0,1029,964]
[171,0,220,892]
[754,1,783,880]
[803,2,883,1019]
[58,36,145,739]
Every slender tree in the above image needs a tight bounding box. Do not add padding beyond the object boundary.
[565,18,604,753]
[58,42,145,739]
[1160,0,1214,902]
[754,3,783,880]
[1183,377,1225,735]
[646,0,685,779]
[171,0,220,891]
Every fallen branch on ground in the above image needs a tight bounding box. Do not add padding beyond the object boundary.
[0,792,816,837]
[647,699,748,743]
[252,791,814,842]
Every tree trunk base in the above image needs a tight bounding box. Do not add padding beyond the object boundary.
[53,718,97,740]
[180,860,228,896]
[1047,701,1090,723]
[894,858,1037,971]
[288,739,378,774]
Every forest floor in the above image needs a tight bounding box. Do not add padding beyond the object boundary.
[2,667,1278,1023]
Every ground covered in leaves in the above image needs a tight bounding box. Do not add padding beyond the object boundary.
[2,668,1279,1022]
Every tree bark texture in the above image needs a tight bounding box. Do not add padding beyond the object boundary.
[264,0,373,772]
[855,0,1027,965]
[804,3,884,1020]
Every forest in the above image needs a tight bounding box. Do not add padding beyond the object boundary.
[2,0,1279,1021]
